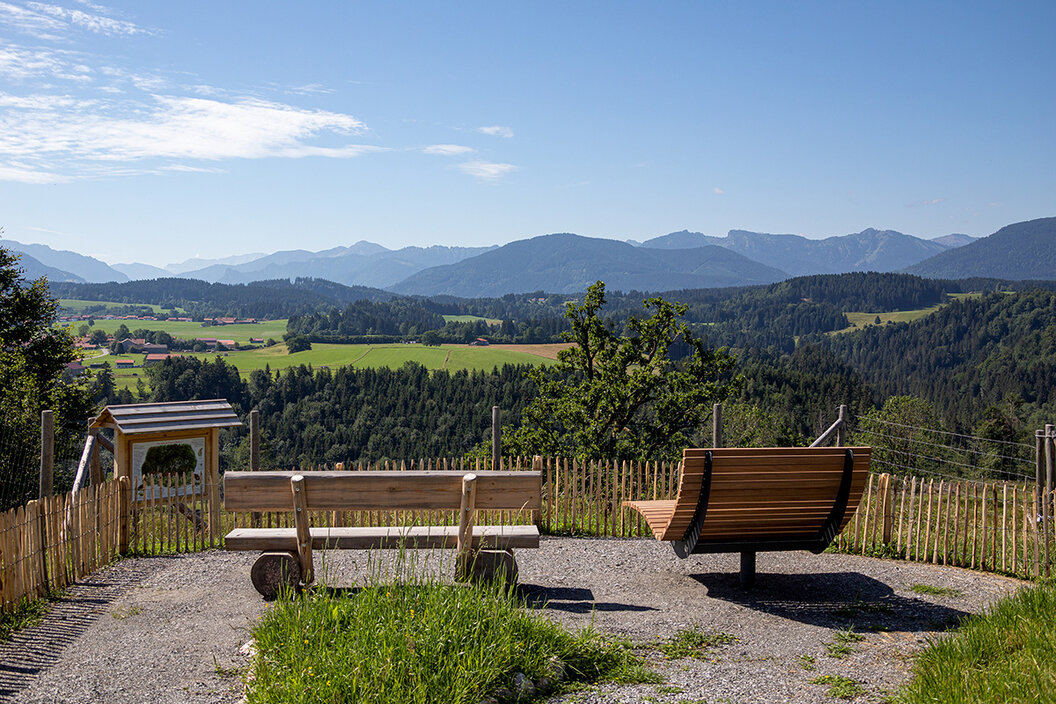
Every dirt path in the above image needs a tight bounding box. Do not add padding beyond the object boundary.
[0,539,1024,704]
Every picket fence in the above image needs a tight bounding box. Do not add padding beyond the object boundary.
[0,478,126,611]
[4,458,1054,611]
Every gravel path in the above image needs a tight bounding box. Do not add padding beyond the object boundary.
[0,538,1024,704]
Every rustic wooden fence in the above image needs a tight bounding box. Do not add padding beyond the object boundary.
[837,472,1054,579]
[0,478,126,611]
[6,458,1056,612]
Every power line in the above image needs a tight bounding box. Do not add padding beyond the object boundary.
[871,458,1033,487]
[850,413,1034,449]
[848,424,1034,467]
[863,443,1036,481]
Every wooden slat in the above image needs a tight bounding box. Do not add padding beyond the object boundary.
[224,470,541,512]
[223,524,540,551]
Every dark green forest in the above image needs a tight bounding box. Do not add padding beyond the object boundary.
[822,289,1056,427]
[141,356,537,467]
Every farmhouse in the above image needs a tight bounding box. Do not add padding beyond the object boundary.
[115,359,136,369]
[144,353,182,365]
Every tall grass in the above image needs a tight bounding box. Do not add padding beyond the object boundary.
[246,554,654,704]
[899,581,1056,703]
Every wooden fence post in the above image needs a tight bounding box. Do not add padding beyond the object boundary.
[492,406,501,471]
[881,473,894,545]
[117,476,131,554]
[39,410,54,499]
[1037,429,1045,520]
[712,403,722,449]
[250,409,261,528]
[836,404,847,447]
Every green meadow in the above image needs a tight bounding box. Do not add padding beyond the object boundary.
[442,313,502,325]
[64,318,288,345]
[58,299,189,316]
[89,342,557,391]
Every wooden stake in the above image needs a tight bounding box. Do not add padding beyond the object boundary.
[952,483,962,566]
[290,475,313,584]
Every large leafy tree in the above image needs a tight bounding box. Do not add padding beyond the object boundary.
[506,281,741,460]
[1,246,94,508]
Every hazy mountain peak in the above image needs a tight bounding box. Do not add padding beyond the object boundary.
[1,238,127,282]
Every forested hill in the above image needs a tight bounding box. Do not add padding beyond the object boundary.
[822,289,1056,424]
[905,217,1056,279]
[390,233,787,296]
[49,277,395,319]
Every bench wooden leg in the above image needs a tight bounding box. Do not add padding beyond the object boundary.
[456,549,518,585]
[739,551,756,590]
[250,551,301,599]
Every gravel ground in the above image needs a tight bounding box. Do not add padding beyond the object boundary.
[0,537,1025,704]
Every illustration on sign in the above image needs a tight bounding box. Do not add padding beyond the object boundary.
[131,438,205,500]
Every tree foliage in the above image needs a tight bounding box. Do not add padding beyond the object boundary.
[1,246,94,508]
[506,282,741,460]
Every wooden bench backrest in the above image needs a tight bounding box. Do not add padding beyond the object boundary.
[224,470,542,512]
[662,447,870,542]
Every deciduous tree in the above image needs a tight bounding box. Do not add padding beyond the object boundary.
[505,281,740,460]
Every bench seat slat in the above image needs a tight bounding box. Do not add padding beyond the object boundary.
[225,524,540,552]
[224,470,541,512]
[624,447,870,544]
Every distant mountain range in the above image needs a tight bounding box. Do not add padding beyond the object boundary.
[904,217,1056,280]
[1,238,127,283]
[639,228,961,276]
[6,218,1056,297]
[390,233,787,296]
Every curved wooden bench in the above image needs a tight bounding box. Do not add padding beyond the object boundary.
[625,446,870,588]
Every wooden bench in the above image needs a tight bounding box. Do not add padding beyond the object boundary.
[223,469,542,598]
[625,447,870,588]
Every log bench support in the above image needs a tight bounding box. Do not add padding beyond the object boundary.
[626,446,870,590]
[223,469,541,598]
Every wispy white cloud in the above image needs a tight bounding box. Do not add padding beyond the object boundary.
[274,82,335,96]
[25,1,152,35]
[908,197,945,208]
[713,187,724,195]
[0,0,152,39]
[457,160,516,181]
[476,125,513,138]
[160,164,225,174]
[0,161,66,183]
[0,93,379,180]
[422,144,475,156]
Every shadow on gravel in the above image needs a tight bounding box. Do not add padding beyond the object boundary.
[0,559,164,700]
[692,571,970,633]
[518,584,659,615]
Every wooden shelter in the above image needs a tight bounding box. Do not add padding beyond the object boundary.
[90,400,242,549]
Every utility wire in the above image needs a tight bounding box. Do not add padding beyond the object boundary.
[851,414,1034,449]
[848,424,1034,467]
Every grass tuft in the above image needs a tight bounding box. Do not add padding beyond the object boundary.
[909,583,963,598]
[245,555,656,704]
[655,626,736,660]
[826,627,865,659]
[0,592,59,642]
[811,674,866,699]
[898,581,1056,703]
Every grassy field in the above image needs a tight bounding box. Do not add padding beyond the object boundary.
[64,318,288,344]
[832,292,987,334]
[443,314,503,325]
[58,299,189,316]
[89,342,561,391]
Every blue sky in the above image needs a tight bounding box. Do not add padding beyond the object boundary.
[0,1,1053,267]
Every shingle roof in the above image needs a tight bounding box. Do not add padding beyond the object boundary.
[90,399,242,435]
